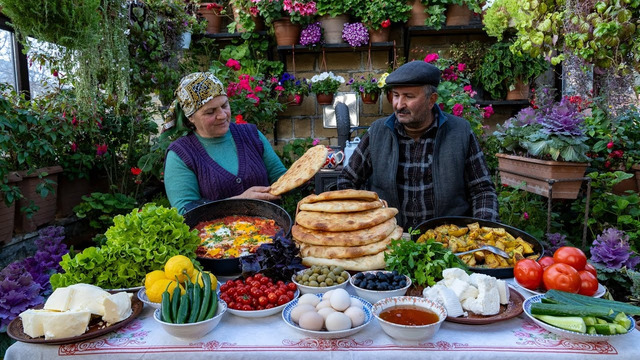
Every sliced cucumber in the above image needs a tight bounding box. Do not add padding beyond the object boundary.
[583,316,597,326]
[532,314,587,333]
[530,303,612,317]
[587,326,597,335]
[593,323,617,335]
[613,312,632,330]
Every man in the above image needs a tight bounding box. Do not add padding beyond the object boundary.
[337,61,498,230]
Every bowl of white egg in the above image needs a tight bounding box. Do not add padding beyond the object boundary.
[282,289,373,339]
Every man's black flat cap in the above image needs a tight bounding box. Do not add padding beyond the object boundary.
[385,61,441,87]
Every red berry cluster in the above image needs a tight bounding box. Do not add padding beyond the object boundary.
[219,273,297,311]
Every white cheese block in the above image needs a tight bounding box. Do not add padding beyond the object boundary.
[468,273,492,287]
[44,287,75,311]
[436,286,465,318]
[102,292,133,325]
[447,278,470,299]
[20,309,52,338]
[496,280,510,305]
[67,284,111,316]
[20,309,91,340]
[442,268,470,282]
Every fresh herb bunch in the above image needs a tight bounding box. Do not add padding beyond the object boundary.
[384,238,468,287]
[240,231,306,282]
[348,73,384,96]
[51,204,201,290]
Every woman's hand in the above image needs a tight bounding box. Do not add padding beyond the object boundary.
[232,186,281,201]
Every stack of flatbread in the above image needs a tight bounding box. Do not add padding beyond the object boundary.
[293,190,402,271]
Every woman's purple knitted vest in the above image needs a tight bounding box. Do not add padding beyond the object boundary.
[167,123,269,200]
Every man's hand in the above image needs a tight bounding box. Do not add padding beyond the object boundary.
[232,186,281,201]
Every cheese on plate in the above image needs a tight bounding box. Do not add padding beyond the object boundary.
[20,309,91,340]
[102,292,133,325]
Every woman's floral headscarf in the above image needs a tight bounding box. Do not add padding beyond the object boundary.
[163,72,226,131]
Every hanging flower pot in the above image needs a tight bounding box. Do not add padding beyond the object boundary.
[361,92,379,104]
[280,94,304,106]
[320,14,349,44]
[368,27,390,43]
[232,4,265,32]
[273,17,301,46]
[316,93,335,105]
[407,0,429,27]
[198,4,223,34]
[445,5,473,26]
[15,166,63,233]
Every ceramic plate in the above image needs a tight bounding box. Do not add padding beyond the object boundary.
[523,294,636,341]
[104,285,143,293]
[282,293,373,339]
[7,295,143,345]
[227,289,299,318]
[513,278,606,298]
[445,287,524,325]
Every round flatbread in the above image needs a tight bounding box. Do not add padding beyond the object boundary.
[270,145,328,196]
[299,189,379,204]
[302,251,387,271]
[295,207,398,232]
[299,226,403,259]
[292,217,397,246]
[298,199,383,213]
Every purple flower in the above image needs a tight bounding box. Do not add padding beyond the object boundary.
[544,233,568,254]
[514,107,538,126]
[590,228,640,270]
[300,22,321,46]
[342,22,368,47]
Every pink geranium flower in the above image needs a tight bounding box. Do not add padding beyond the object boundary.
[70,142,77,153]
[452,103,464,116]
[235,114,247,124]
[225,58,241,71]
[457,63,466,72]
[424,53,439,63]
[483,105,494,118]
[96,144,108,156]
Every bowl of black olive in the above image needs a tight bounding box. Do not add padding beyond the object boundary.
[349,270,412,304]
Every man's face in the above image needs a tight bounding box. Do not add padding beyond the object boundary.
[391,86,438,128]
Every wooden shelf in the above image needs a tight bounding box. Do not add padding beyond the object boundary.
[406,23,485,37]
[277,42,396,72]
[475,99,530,106]
[200,31,268,40]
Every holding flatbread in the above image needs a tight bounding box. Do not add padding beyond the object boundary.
[270,145,328,196]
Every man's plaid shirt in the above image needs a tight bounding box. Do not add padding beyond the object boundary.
[337,115,498,229]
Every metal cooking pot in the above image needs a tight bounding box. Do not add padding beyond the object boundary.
[183,199,293,276]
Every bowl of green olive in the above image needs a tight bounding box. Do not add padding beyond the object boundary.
[291,265,351,294]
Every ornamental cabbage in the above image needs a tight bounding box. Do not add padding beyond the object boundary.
[590,228,640,270]
[539,98,585,137]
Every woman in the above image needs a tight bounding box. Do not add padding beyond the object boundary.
[163,72,286,214]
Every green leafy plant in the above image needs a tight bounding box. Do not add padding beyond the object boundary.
[481,0,526,40]
[73,192,138,234]
[474,41,548,100]
[585,105,640,172]
[448,41,488,79]
[253,0,318,24]
[309,71,345,95]
[412,0,482,30]
[497,182,560,241]
[385,237,468,287]
[353,0,412,30]
[315,0,357,17]
[50,204,201,290]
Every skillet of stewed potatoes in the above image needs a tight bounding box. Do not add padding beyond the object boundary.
[417,222,540,268]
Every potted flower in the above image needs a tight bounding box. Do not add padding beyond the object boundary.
[493,88,591,199]
[253,0,318,45]
[197,1,228,34]
[341,22,369,47]
[229,0,265,33]
[353,0,412,41]
[407,0,480,29]
[315,0,357,44]
[474,41,548,100]
[309,71,345,105]
[445,0,483,26]
[348,74,385,104]
[276,72,311,106]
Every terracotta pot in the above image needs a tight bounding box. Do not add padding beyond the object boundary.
[361,92,379,104]
[612,174,638,195]
[273,17,301,46]
[232,5,264,32]
[445,5,473,26]
[407,0,429,27]
[0,172,21,245]
[56,174,92,218]
[15,166,63,233]
[368,27,390,43]
[280,94,304,106]
[198,4,223,34]
[320,14,348,44]
[316,93,334,105]
[496,154,588,199]
[506,79,530,100]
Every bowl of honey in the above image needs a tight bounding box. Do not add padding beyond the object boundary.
[371,296,447,342]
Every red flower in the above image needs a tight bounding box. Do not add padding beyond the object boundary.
[72,115,78,126]
[235,114,247,124]
[483,105,494,118]
[225,59,241,71]
[70,142,77,153]
[604,161,611,168]
[457,63,466,72]
[424,53,439,63]
[294,94,302,104]
[254,85,263,93]
[96,144,108,156]
[607,141,614,149]
[52,69,59,78]
[523,212,529,220]
[206,3,223,11]
[131,167,142,176]
[452,103,464,116]
[381,19,391,28]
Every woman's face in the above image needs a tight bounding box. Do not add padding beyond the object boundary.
[189,95,231,138]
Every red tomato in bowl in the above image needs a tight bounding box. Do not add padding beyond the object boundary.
[543,263,581,293]
[553,246,587,271]
[584,263,597,277]
[514,259,543,290]
[538,256,555,269]
[578,270,599,296]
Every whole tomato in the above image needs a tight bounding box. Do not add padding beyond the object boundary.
[514,259,543,290]
[584,263,597,277]
[578,270,599,296]
[543,263,581,293]
[553,246,587,271]
[538,256,555,269]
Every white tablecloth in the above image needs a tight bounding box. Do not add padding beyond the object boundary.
[6,280,640,360]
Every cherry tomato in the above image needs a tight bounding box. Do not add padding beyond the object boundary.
[538,256,555,269]
[543,263,581,293]
[265,303,275,309]
[245,276,254,284]
[287,282,297,291]
[254,273,263,280]
[578,270,598,296]
[267,292,278,304]
[514,259,543,290]
[227,301,236,309]
[276,280,285,286]
[259,277,270,285]
[277,294,290,306]
[258,296,268,306]
[553,246,587,271]
[286,290,295,299]
[250,281,261,288]
[275,289,285,297]
[235,279,244,286]
[250,287,263,298]
[242,304,253,311]
[225,280,234,287]
[584,263,597,277]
